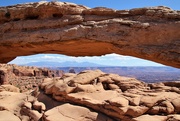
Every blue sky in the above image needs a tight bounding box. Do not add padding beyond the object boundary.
[0,0,180,10]
[9,54,165,66]
[2,0,179,66]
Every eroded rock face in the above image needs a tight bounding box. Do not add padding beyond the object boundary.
[0,70,7,85]
[41,70,180,120]
[0,2,179,68]
[0,89,46,121]
[43,103,114,121]
[0,64,64,92]
[0,68,180,121]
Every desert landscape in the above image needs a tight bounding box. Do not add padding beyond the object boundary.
[57,66,180,83]
[0,1,180,121]
[0,63,180,121]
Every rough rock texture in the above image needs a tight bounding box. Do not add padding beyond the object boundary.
[0,84,20,92]
[132,115,167,121]
[41,70,180,121]
[0,89,46,121]
[0,64,63,92]
[0,68,180,121]
[0,64,63,78]
[0,70,8,85]
[0,110,21,121]
[0,91,28,120]
[0,2,180,68]
[43,103,114,121]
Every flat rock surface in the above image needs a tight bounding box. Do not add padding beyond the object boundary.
[0,110,21,121]
[44,103,114,121]
[0,91,26,112]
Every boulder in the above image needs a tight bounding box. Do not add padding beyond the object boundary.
[23,102,32,110]
[0,91,26,113]
[128,96,141,106]
[75,84,99,93]
[69,70,104,85]
[125,106,149,117]
[33,101,46,111]
[21,107,42,121]
[40,70,180,120]
[43,103,114,121]
[106,96,129,107]
[109,84,119,90]
[0,91,27,120]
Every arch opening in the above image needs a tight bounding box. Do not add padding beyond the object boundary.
[0,1,179,68]
[0,2,180,120]
[8,53,180,83]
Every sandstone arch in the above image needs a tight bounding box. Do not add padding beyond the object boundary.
[0,2,179,68]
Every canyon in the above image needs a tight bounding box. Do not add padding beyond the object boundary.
[0,1,180,121]
[0,64,180,121]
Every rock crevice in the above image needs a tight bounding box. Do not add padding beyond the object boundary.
[40,69,180,121]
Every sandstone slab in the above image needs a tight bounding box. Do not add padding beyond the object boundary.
[41,70,180,120]
[132,114,167,121]
[0,110,21,121]
[44,103,114,121]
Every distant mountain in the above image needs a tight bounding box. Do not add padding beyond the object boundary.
[22,61,106,67]
[56,66,180,83]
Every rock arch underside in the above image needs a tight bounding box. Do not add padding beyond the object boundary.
[0,1,180,68]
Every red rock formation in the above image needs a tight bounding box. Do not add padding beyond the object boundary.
[0,68,180,120]
[41,69,180,121]
[0,2,179,68]
[0,64,64,92]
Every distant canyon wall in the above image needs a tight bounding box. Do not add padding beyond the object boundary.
[0,2,179,68]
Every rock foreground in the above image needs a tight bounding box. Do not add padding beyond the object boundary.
[0,1,180,68]
[0,66,180,121]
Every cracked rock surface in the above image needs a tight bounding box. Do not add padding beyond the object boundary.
[44,103,114,121]
[41,70,180,121]
[0,66,180,121]
[0,1,180,68]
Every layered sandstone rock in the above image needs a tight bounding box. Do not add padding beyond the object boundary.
[0,110,21,121]
[0,2,179,68]
[43,103,114,121]
[0,91,28,120]
[0,87,46,121]
[41,70,180,121]
[0,68,180,121]
[0,64,63,92]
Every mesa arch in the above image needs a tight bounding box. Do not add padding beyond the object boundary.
[0,2,179,68]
